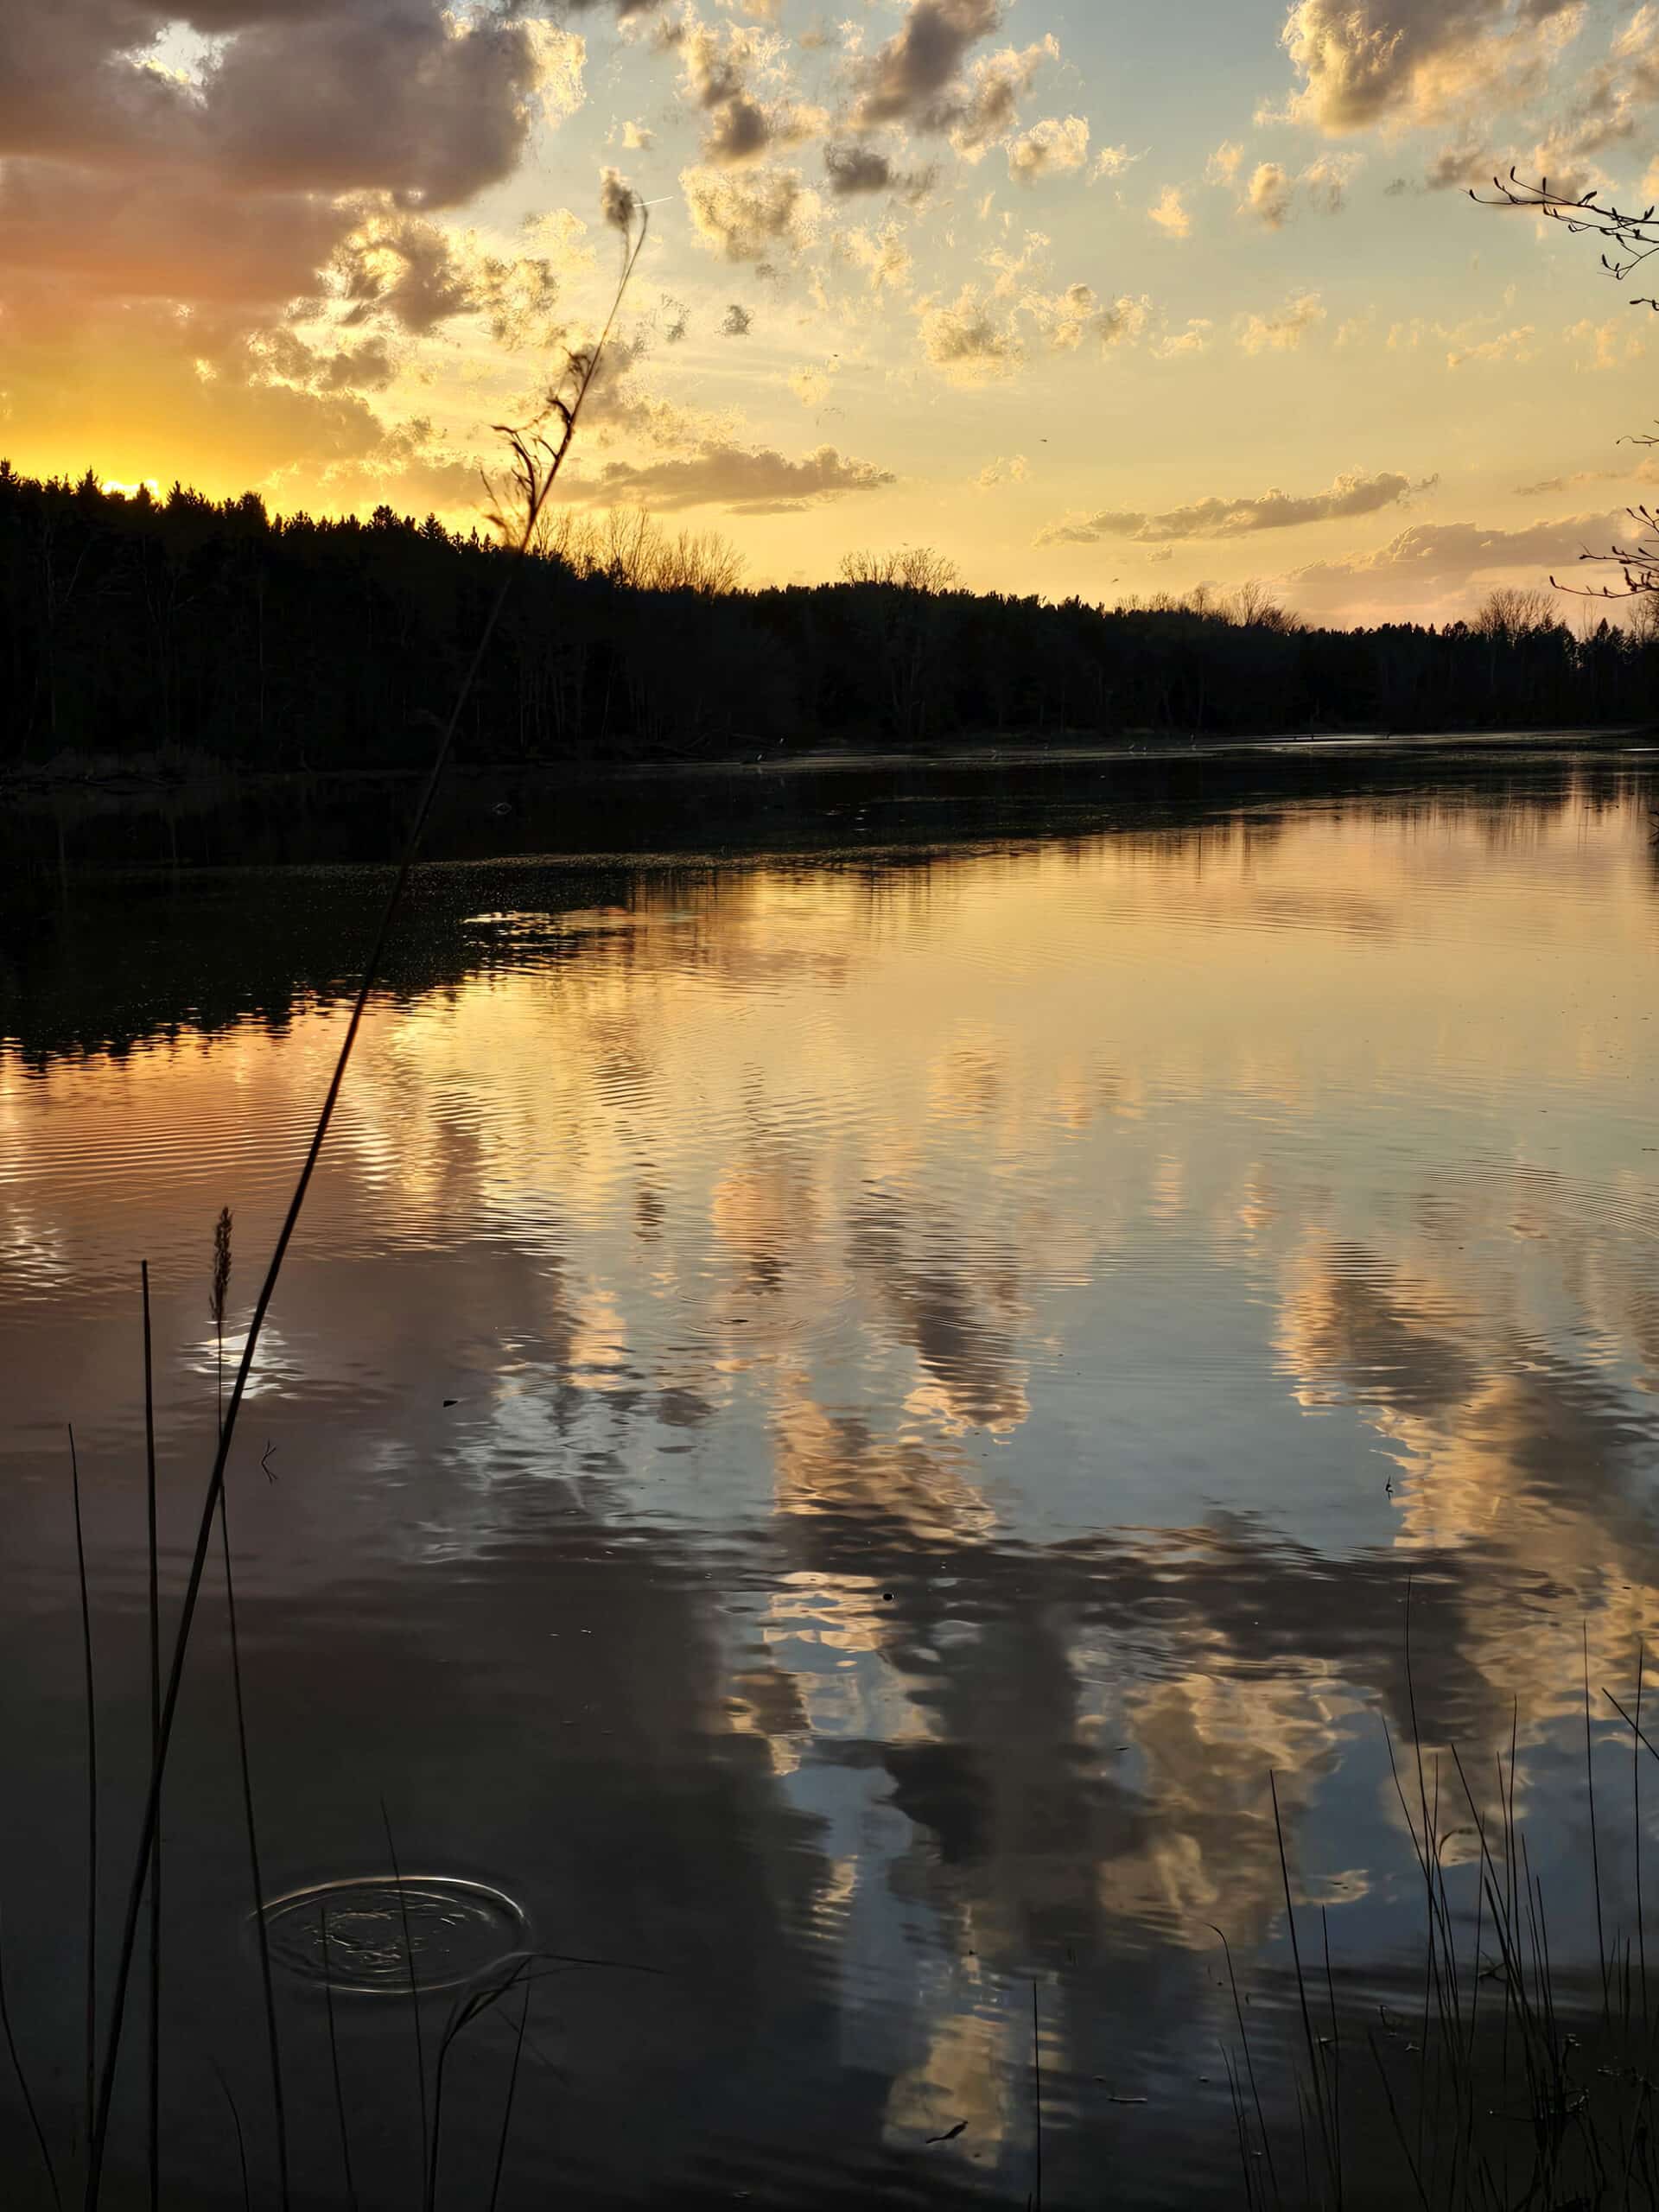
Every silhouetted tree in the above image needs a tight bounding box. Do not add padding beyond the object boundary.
[2,464,1656,771]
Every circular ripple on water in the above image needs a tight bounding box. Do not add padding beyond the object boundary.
[259,1877,529,1994]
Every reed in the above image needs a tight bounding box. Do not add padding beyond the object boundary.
[1164,1610,1659,2210]
[0,1904,59,2212]
[211,1207,289,2212]
[210,2061,251,2212]
[1030,1979,1042,2212]
[81,194,652,2208]
[320,1906,358,2212]
[382,1801,429,2197]
[486,1980,531,2212]
[139,1262,159,2212]
[67,1424,95,2164]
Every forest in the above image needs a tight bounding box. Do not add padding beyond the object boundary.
[3,461,1656,772]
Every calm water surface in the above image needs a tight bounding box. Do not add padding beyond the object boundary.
[3,752,1658,2206]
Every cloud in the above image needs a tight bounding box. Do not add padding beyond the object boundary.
[1445,323,1535,366]
[1420,140,1494,190]
[788,362,836,404]
[1245,162,1294,227]
[1236,290,1327,352]
[975,453,1029,487]
[1566,315,1647,370]
[1148,184,1191,238]
[1530,5,1659,169]
[1091,143,1140,181]
[0,3,586,207]
[0,0,596,370]
[620,118,655,150]
[584,440,895,512]
[659,9,825,169]
[1022,283,1151,352]
[1277,0,1584,134]
[982,227,1051,297]
[681,162,819,259]
[702,94,772,162]
[854,0,1003,127]
[931,37,1061,159]
[721,302,753,335]
[251,329,400,393]
[824,142,896,194]
[842,220,915,291]
[1281,510,1622,619]
[1515,458,1659,494]
[1239,153,1359,226]
[0,161,350,317]
[916,283,1021,382]
[1206,141,1245,186]
[1153,318,1215,359]
[1007,114,1090,185]
[333,211,573,342]
[915,270,1154,378]
[1037,467,1433,545]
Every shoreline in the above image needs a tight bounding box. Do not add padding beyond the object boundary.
[3,723,1656,799]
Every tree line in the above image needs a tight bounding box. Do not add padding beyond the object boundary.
[3,462,1656,772]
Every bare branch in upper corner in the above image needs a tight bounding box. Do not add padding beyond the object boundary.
[1473,171,1659,302]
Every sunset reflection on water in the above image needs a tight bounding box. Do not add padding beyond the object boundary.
[2,766,1656,2205]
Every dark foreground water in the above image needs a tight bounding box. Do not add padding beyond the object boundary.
[3,742,1659,2208]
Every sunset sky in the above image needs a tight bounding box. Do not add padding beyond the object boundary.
[3,0,1656,620]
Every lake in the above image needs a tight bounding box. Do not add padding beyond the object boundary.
[3,741,1658,2208]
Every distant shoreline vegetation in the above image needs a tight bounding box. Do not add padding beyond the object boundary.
[3,462,1656,771]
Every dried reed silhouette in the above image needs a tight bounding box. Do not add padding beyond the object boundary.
[80,186,651,2208]
[486,1978,531,2212]
[210,1205,289,2211]
[67,1423,95,2164]
[381,1800,429,2200]
[320,1905,358,2212]
[139,1262,159,2212]
[211,2059,251,2212]
[0,1903,59,2212]
[1201,1623,1659,2212]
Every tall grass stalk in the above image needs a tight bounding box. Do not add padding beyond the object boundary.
[83,194,651,2208]
[1270,1769,1338,2206]
[320,1907,358,2212]
[1030,1980,1042,2212]
[211,1207,289,2212]
[1586,1622,1608,2023]
[139,1262,159,2212]
[0,1904,60,2212]
[68,1424,95,2162]
[382,1802,429,2196]
[211,2062,251,2212]
[486,1981,531,2212]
